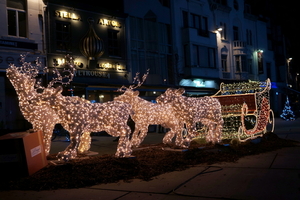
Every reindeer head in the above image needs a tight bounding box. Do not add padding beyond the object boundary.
[156,88,185,104]
[114,90,139,104]
[114,69,149,104]
[6,64,38,99]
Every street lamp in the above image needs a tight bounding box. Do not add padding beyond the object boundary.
[286,58,292,87]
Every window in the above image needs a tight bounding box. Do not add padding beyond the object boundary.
[191,14,208,37]
[55,21,71,52]
[213,0,227,6]
[221,54,228,71]
[233,0,239,10]
[233,26,239,40]
[7,0,27,37]
[108,30,120,57]
[159,0,170,7]
[182,11,189,28]
[192,45,216,68]
[129,16,172,77]
[220,22,227,40]
[248,59,253,74]
[235,55,247,72]
[244,4,251,14]
[246,29,252,45]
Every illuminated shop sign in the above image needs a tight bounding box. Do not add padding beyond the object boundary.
[98,19,121,28]
[75,70,110,78]
[99,63,126,70]
[179,79,218,88]
[55,10,81,20]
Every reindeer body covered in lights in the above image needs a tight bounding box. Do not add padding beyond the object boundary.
[6,55,93,156]
[114,70,184,147]
[156,88,224,147]
[6,55,60,156]
[37,59,133,161]
[39,86,133,160]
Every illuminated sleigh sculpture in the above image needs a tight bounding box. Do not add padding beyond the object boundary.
[211,78,275,142]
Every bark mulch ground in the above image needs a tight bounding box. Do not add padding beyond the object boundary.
[0,132,298,191]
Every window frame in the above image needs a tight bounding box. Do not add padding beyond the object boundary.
[191,13,209,37]
[55,21,72,52]
[7,0,27,38]
[107,29,121,57]
[193,45,216,68]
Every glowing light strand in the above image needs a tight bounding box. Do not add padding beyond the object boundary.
[6,55,59,155]
[211,79,274,142]
[156,88,224,147]
[115,70,184,147]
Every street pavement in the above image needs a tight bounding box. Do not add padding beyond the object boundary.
[1,118,300,200]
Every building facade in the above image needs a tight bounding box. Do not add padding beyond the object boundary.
[0,0,46,130]
[0,0,289,131]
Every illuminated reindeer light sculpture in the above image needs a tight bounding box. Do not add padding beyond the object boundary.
[39,66,133,161]
[6,55,59,155]
[156,88,224,147]
[114,70,184,147]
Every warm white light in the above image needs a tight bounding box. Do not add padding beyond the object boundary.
[7,54,134,161]
[114,89,184,147]
[6,55,60,156]
[156,88,224,147]
[115,70,185,147]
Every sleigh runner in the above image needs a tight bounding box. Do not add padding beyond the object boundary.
[204,78,274,142]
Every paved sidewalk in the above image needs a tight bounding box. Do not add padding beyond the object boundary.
[1,118,300,200]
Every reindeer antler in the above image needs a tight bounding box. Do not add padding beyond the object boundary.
[47,54,76,87]
[129,69,149,90]
[117,69,150,92]
[16,53,45,79]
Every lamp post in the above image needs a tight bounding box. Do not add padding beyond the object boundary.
[286,58,292,87]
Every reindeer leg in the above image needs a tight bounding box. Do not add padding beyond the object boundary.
[163,128,175,144]
[115,127,132,157]
[131,124,142,147]
[57,128,80,161]
[78,132,92,153]
[174,127,185,147]
[182,124,196,148]
[136,127,148,147]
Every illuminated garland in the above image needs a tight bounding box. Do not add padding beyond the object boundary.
[212,79,274,142]
[156,88,224,147]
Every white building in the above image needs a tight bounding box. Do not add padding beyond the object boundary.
[0,0,47,130]
[123,0,282,111]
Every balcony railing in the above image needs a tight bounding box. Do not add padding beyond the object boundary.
[233,40,247,55]
[233,40,246,48]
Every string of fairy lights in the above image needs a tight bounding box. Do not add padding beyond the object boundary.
[156,88,224,147]
[39,86,133,161]
[6,55,60,156]
[6,54,273,161]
